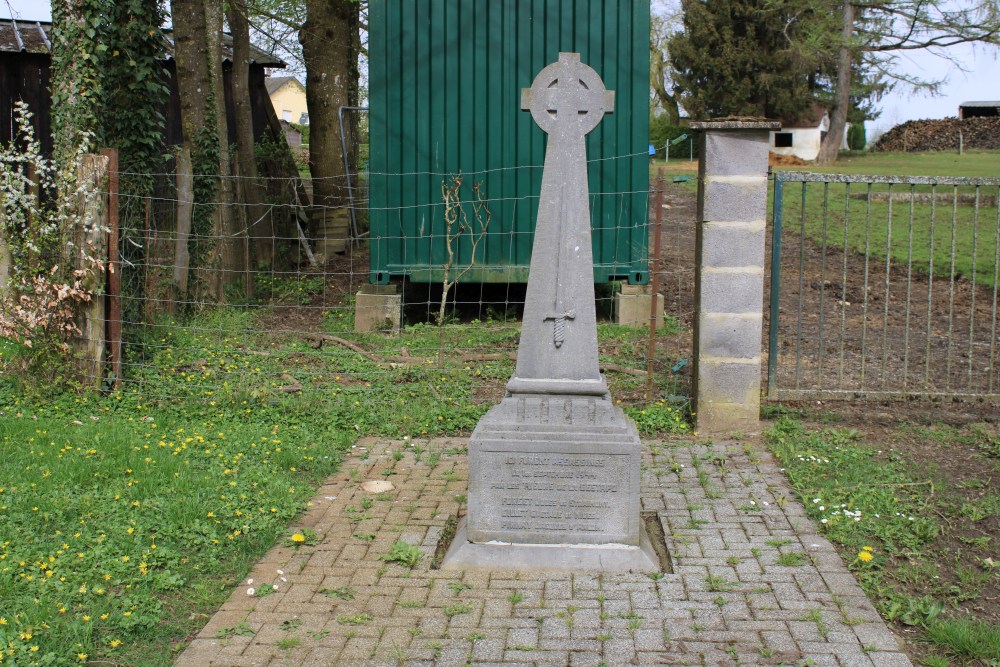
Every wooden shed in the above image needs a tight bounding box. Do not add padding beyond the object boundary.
[959,101,1000,119]
[0,19,287,156]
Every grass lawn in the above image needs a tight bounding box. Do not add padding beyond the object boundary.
[809,149,1000,179]
[774,151,1000,289]
[0,348,353,664]
[0,287,688,665]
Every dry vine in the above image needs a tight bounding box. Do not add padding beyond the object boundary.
[438,175,492,365]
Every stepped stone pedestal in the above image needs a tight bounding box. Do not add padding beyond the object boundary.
[442,53,657,573]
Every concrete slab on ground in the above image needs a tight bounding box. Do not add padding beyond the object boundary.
[175,437,912,667]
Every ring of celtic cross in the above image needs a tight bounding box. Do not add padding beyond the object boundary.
[523,53,614,137]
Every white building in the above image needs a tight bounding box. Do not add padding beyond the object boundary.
[769,107,849,161]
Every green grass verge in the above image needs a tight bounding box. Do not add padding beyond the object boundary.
[765,417,1000,663]
[806,150,1000,180]
[924,618,1000,663]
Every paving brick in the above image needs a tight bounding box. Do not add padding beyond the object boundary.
[174,438,913,667]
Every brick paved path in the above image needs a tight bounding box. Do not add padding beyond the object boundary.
[175,437,912,667]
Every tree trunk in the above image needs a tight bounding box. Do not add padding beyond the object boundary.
[170,0,211,303]
[171,0,240,303]
[171,0,210,149]
[227,0,273,269]
[0,224,10,297]
[50,0,102,166]
[301,0,359,245]
[817,1,855,164]
[204,0,241,298]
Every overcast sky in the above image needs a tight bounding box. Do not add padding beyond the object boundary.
[2,0,997,136]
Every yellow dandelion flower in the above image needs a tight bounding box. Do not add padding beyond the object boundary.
[291,533,306,543]
[858,550,874,563]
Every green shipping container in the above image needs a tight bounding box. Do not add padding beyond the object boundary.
[368,0,650,285]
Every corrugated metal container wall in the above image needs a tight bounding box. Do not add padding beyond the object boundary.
[368,0,650,285]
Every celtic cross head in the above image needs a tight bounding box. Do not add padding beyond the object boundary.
[521,52,615,138]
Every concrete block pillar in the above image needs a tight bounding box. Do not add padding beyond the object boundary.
[689,120,780,435]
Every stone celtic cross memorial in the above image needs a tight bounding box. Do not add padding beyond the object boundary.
[443,53,658,572]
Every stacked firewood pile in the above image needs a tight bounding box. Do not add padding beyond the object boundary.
[874,116,1000,152]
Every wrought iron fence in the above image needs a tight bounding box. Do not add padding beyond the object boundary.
[767,171,1000,400]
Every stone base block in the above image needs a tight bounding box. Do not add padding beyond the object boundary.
[440,516,659,573]
[694,399,761,435]
[465,394,642,546]
[613,284,664,328]
[694,359,761,435]
[354,285,402,333]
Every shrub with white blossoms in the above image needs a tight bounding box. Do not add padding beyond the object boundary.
[0,102,105,376]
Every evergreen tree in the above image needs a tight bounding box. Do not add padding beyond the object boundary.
[667,0,832,120]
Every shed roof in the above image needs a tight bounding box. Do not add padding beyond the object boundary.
[0,19,50,53]
[959,101,1000,108]
[777,105,827,129]
[0,19,285,68]
[265,76,303,95]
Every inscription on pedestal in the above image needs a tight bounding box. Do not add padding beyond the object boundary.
[470,445,636,544]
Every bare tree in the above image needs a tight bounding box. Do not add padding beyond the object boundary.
[650,6,682,123]
[437,175,491,365]
[817,0,1000,163]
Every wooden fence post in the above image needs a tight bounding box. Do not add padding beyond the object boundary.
[74,153,109,387]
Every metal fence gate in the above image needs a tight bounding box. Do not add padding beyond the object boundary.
[766,171,1000,400]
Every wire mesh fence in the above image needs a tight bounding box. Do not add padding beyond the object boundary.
[767,171,1000,400]
[50,160,697,433]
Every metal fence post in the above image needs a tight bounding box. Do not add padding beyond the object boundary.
[767,175,783,399]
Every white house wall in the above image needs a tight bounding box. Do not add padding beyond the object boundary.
[769,124,850,162]
[770,128,822,160]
